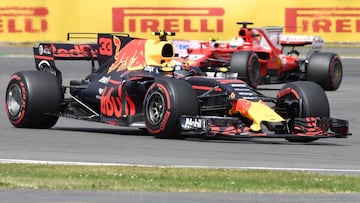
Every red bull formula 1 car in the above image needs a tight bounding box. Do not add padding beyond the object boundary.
[179,22,342,90]
[5,32,349,142]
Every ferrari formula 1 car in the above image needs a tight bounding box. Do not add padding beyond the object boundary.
[181,22,343,90]
[5,32,349,142]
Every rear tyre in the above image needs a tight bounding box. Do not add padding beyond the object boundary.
[276,81,330,142]
[230,51,261,88]
[5,71,62,128]
[144,78,198,139]
[306,52,342,91]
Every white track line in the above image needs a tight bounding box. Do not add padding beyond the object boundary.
[1,158,360,174]
[0,54,33,58]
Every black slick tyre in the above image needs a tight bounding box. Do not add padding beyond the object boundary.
[230,51,261,88]
[5,71,62,128]
[276,81,330,142]
[306,52,342,91]
[144,78,198,139]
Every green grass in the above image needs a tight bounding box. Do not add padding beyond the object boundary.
[0,163,359,193]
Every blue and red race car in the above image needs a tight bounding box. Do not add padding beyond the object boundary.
[5,32,349,142]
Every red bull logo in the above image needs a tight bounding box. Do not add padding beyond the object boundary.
[285,7,360,33]
[112,7,224,33]
[108,36,147,72]
[0,7,48,33]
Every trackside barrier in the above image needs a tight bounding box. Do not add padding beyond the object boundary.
[0,0,360,42]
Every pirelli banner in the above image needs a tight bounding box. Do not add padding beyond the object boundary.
[1,0,360,43]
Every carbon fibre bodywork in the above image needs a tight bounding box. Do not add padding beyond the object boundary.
[19,32,350,141]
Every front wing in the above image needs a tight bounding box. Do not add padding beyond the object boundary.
[180,115,350,139]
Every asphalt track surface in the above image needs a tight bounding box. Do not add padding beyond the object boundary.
[0,47,359,202]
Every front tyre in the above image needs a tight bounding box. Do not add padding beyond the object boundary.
[5,71,62,128]
[276,81,330,142]
[230,51,261,88]
[144,78,198,139]
[306,52,342,91]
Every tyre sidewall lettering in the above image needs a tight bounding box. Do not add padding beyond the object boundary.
[329,57,335,88]
[329,55,341,89]
[156,83,171,110]
[145,82,172,134]
[7,75,27,125]
[246,54,253,79]
[159,110,171,132]
[247,53,259,87]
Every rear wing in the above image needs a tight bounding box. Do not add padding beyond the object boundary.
[280,35,324,49]
[33,32,129,84]
[33,43,98,60]
[261,26,323,49]
[33,42,98,85]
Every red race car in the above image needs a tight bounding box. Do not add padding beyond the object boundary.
[179,22,342,90]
